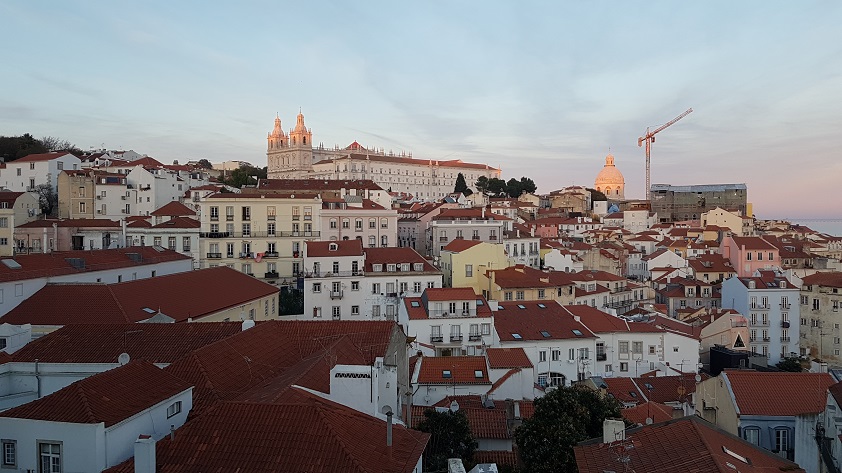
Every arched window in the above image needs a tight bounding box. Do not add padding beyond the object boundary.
[329,218,337,229]
[368,235,376,247]
[303,136,307,145]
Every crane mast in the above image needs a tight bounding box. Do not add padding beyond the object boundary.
[638,108,693,201]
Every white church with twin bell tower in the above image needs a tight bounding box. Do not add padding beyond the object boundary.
[266,110,501,200]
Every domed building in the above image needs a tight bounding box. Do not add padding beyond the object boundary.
[594,154,625,200]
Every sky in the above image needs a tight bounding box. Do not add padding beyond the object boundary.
[1,1,841,221]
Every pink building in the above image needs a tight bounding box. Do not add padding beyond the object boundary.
[719,235,780,277]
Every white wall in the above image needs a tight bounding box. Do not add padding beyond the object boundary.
[0,418,105,472]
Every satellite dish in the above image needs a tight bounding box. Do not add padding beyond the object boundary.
[645,417,654,425]
[118,352,130,366]
[694,374,702,383]
[450,400,460,412]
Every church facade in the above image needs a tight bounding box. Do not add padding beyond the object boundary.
[266,111,501,200]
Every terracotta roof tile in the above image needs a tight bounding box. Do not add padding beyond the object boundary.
[724,371,834,416]
[0,361,190,427]
[150,216,200,229]
[14,151,75,163]
[17,218,121,228]
[486,347,533,369]
[150,201,196,216]
[622,401,676,425]
[417,356,490,384]
[729,235,778,250]
[802,272,842,288]
[574,416,805,473]
[256,178,385,192]
[473,450,518,467]
[442,239,484,252]
[363,247,438,273]
[494,302,596,341]
[11,322,242,364]
[423,287,477,301]
[306,239,364,257]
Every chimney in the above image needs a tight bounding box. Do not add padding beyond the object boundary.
[241,320,255,331]
[386,411,393,447]
[134,435,156,473]
[603,419,625,444]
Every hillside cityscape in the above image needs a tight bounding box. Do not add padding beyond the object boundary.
[0,118,839,473]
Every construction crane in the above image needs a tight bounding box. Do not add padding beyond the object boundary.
[638,108,693,201]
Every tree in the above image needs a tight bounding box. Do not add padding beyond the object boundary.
[486,178,508,197]
[0,133,48,161]
[506,178,523,198]
[34,183,58,216]
[279,287,303,316]
[221,165,267,188]
[416,408,477,472]
[475,176,489,193]
[514,385,625,473]
[776,357,802,372]
[519,176,537,195]
[454,173,469,195]
[196,158,213,169]
[39,136,80,154]
[587,188,607,202]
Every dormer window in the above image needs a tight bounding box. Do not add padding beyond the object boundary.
[414,263,423,271]
[401,263,410,272]
[373,264,383,272]
[329,243,338,251]
[387,264,396,272]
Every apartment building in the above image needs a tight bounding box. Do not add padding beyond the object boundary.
[400,287,494,356]
[198,192,322,280]
[57,170,134,220]
[720,235,782,277]
[0,152,81,192]
[319,197,397,247]
[481,265,576,306]
[799,272,842,362]
[439,240,508,289]
[570,270,654,316]
[650,183,748,223]
[427,208,507,259]
[0,192,40,257]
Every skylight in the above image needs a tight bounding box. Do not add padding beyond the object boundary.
[629,392,637,398]
[540,331,551,338]
[442,370,452,378]
[476,299,484,306]
[474,370,483,378]
[537,303,546,308]
[517,304,526,309]
[1,259,21,269]
[644,383,654,390]
[410,301,421,308]
[572,329,583,336]
[142,307,156,314]
[511,333,522,339]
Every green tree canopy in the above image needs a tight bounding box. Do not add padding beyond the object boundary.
[416,408,477,472]
[515,385,625,473]
[454,172,469,194]
[0,134,48,161]
[776,356,803,372]
[519,176,537,195]
[196,158,213,169]
[222,165,268,188]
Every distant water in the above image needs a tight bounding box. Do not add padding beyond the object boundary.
[789,220,842,237]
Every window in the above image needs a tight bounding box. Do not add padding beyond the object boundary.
[569,348,576,360]
[355,218,363,230]
[342,218,350,229]
[351,281,359,291]
[0,218,7,228]
[619,341,629,354]
[330,218,337,229]
[413,281,422,293]
[648,345,656,355]
[538,289,545,299]
[504,291,513,301]
[814,299,821,311]
[516,290,524,300]
[775,429,789,453]
[313,283,322,293]
[481,323,491,335]
[352,305,359,315]
[632,342,643,354]
[620,362,628,372]
[168,237,176,250]
[167,401,182,418]
[369,218,376,229]
[79,201,86,213]
[39,442,61,473]
[2,440,15,468]
[465,264,473,277]
[539,350,547,362]
[313,307,322,318]
[332,306,341,319]
[14,284,22,297]
[743,428,760,445]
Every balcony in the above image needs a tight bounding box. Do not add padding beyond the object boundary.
[292,215,299,220]
[781,336,791,342]
[469,334,482,341]
[431,335,444,343]
[450,334,463,342]
[264,251,279,258]
[472,235,480,240]
[781,321,790,328]
[206,252,222,259]
[597,353,607,361]
[210,215,219,221]
[330,290,344,300]
[264,271,279,279]
[439,237,448,242]
[781,302,791,309]
[226,215,234,221]
[762,337,770,342]
[200,232,231,238]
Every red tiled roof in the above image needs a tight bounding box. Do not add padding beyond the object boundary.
[442,239,484,252]
[0,361,190,427]
[126,219,152,228]
[464,407,509,439]
[0,191,25,206]
[417,356,490,384]
[315,153,499,171]
[256,178,385,192]
[0,266,278,325]
[163,320,398,417]
[306,239,364,257]
[574,416,805,473]
[150,216,200,229]
[107,388,429,473]
[486,347,533,369]
[488,265,556,289]
[17,218,121,228]
[494,302,596,341]
[724,371,834,416]
[122,156,163,167]
[569,269,627,282]
[622,401,675,425]
[11,323,243,364]
[730,235,777,250]
[424,287,477,301]
[14,151,75,163]
[473,450,518,467]
[363,247,438,272]
[150,201,196,216]
[802,272,842,288]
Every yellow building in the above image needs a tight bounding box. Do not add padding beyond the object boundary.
[439,239,509,290]
[702,207,754,236]
[199,192,323,281]
[480,265,576,305]
[0,191,40,256]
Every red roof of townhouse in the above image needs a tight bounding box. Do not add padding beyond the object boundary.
[574,416,806,473]
[622,401,675,425]
[11,322,243,364]
[0,191,26,206]
[306,239,364,257]
[0,266,277,325]
[162,320,398,417]
[0,361,190,427]
[687,253,735,274]
[417,356,490,385]
[802,272,842,288]
[255,178,385,192]
[107,388,428,473]
[487,265,570,289]
[126,219,152,228]
[429,397,510,439]
[486,347,533,369]
[13,151,76,163]
[123,156,164,167]
[0,246,190,284]
[729,235,778,250]
[150,201,196,216]
[17,218,121,228]
[363,247,439,272]
[151,216,201,229]
[569,270,627,283]
[494,302,597,341]
[423,287,478,301]
[723,371,834,416]
[442,239,484,252]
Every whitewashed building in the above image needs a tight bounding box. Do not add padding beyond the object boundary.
[1,152,81,192]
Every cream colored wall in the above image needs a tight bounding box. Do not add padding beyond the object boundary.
[193,293,278,322]
[695,375,739,434]
[703,208,744,235]
[450,244,509,292]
